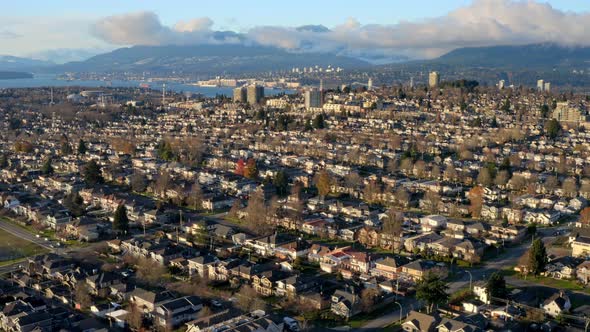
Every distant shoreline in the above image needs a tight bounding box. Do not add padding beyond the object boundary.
[0,74,293,97]
[0,71,33,80]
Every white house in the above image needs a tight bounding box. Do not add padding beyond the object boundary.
[473,282,490,304]
[542,291,571,317]
[420,215,447,231]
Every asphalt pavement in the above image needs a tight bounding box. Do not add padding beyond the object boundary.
[353,226,565,330]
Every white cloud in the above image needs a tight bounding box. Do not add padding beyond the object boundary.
[91,11,216,46]
[174,17,214,33]
[6,0,590,61]
[0,30,21,39]
[0,15,110,60]
[244,0,590,58]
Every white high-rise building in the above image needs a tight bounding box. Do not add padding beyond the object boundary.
[537,79,545,91]
[367,78,373,90]
[498,80,505,89]
[544,82,551,92]
[428,71,440,88]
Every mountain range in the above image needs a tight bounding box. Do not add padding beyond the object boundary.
[2,43,590,78]
[377,43,590,86]
[431,44,590,69]
[0,55,54,72]
[53,44,371,74]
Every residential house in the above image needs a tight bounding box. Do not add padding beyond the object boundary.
[86,271,123,297]
[129,288,175,314]
[542,291,571,317]
[453,240,485,264]
[404,233,444,253]
[577,261,590,284]
[543,257,580,280]
[252,270,289,297]
[187,254,219,278]
[371,256,408,280]
[420,215,447,232]
[571,228,590,258]
[307,244,332,263]
[435,317,482,332]
[401,260,448,281]
[245,233,298,257]
[331,288,362,318]
[402,310,439,332]
[155,296,203,329]
[472,282,490,304]
[275,275,319,298]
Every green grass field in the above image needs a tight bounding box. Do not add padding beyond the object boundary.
[0,229,47,264]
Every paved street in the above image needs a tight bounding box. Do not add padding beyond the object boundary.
[448,226,564,293]
[0,261,24,275]
[0,219,55,252]
[0,218,73,256]
[354,226,564,330]
[354,298,422,331]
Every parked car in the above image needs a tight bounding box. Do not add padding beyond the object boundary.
[283,317,300,332]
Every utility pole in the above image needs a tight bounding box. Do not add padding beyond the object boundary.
[465,270,473,290]
[179,210,183,229]
[395,301,403,323]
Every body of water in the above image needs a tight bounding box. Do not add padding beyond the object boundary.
[0,74,291,97]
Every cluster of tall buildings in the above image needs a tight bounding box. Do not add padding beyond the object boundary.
[291,65,342,74]
[233,85,265,105]
[537,79,551,92]
[196,77,238,87]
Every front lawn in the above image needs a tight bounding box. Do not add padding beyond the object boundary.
[517,275,586,292]
[0,229,48,263]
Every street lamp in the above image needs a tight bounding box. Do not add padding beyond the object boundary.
[465,270,473,290]
[395,301,403,323]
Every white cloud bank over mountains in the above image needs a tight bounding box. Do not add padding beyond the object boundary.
[1,0,590,63]
[89,0,590,60]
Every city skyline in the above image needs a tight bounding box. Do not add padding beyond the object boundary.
[2,0,590,63]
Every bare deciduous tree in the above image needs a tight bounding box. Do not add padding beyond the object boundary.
[468,186,484,218]
[494,170,510,187]
[394,187,410,207]
[476,168,493,187]
[74,281,92,310]
[562,177,578,198]
[236,285,266,312]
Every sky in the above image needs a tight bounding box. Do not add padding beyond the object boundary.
[2,0,590,63]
